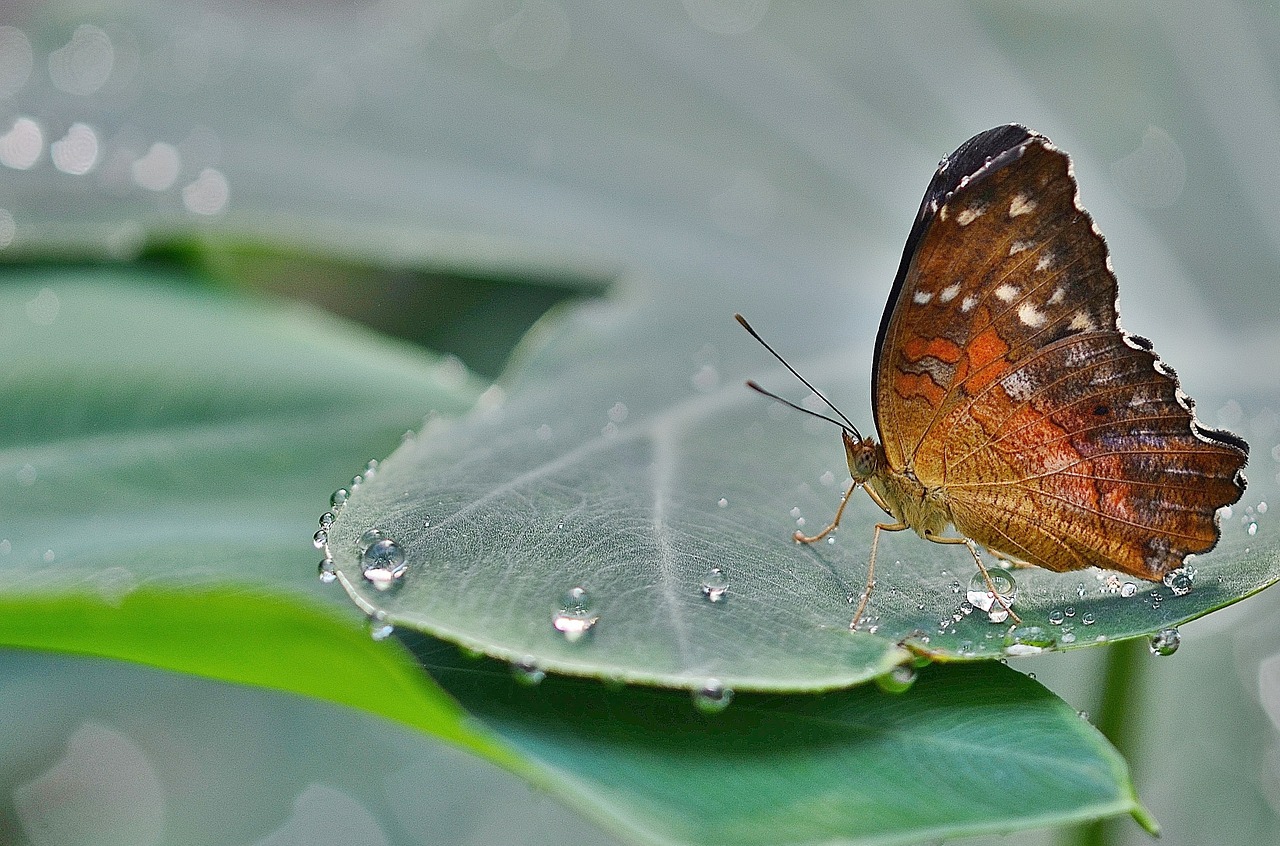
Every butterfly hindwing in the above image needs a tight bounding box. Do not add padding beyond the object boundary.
[871,125,1247,578]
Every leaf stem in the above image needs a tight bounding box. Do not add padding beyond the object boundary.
[1070,636,1150,846]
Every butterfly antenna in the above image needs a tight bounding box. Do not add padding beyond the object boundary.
[735,313,862,439]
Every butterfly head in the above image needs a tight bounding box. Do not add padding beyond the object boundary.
[842,429,883,484]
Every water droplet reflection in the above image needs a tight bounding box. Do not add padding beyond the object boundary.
[552,586,599,642]
[874,664,917,694]
[700,567,729,602]
[693,679,733,713]
[1149,627,1181,656]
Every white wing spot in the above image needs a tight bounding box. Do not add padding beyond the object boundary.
[1047,286,1065,305]
[913,290,933,305]
[939,283,960,303]
[1001,369,1036,401]
[1036,253,1054,271]
[938,204,950,221]
[1008,239,1034,256]
[957,206,983,226]
[1018,302,1046,327]
[961,295,977,312]
[1069,310,1095,331]
[994,283,1019,303]
[1009,192,1036,217]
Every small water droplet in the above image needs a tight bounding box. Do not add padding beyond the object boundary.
[693,679,733,713]
[350,473,363,489]
[318,558,336,584]
[318,511,335,529]
[1027,671,1036,680]
[789,506,801,519]
[369,611,394,641]
[361,537,408,590]
[1149,627,1181,656]
[1220,505,1233,520]
[958,600,974,615]
[1082,612,1096,626]
[330,488,349,508]
[875,664,917,694]
[795,516,806,527]
[1076,583,1087,598]
[1258,501,1268,514]
[1248,521,1258,536]
[691,364,719,392]
[513,656,545,685]
[1064,606,1076,617]
[1162,567,1194,596]
[717,497,728,508]
[1120,581,1137,598]
[1048,609,1065,625]
[700,567,729,602]
[1061,630,1077,644]
[958,640,975,655]
[552,586,599,642]
[1077,710,1090,721]
[607,401,628,423]
[365,458,379,477]
[312,529,328,549]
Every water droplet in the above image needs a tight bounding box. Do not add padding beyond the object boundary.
[361,538,408,590]
[700,567,729,602]
[330,488,349,508]
[318,511,335,529]
[717,497,728,508]
[875,664,917,694]
[1061,630,1077,644]
[1119,581,1137,598]
[795,517,806,527]
[359,528,385,548]
[693,679,733,713]
[1027,672,1037,680]
[1149,627,1181,656]
[1162,567,1194,596]
[966,568,1016,622]
[1076,583,1087,598]
[607,401,628,423]
[350,473,364,490]
[312,529,328,549]
[958,600,974,615]
[369,611,394,641]
[1048,609,1065,625]
[820,470,836,486]
[318,558,336,584]
[513,656,545,685]
[1248,521,1258,536]
[826,535,836,545]
[1004,625,1055,655]
[1220,505,1233,520]
[552,586,599,642]
[958,640,975,655]
[691,363,719,392]
[1082,612,1096,626]
[1077,710,1091,721]
[789,506,801,519]
[365,458,379,477]
[1064,606,1076,617]
[1258,501,1268,514]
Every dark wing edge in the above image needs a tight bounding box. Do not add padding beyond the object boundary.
[872,124,1039,434]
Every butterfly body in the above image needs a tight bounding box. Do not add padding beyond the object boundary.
[742,124,1247,624]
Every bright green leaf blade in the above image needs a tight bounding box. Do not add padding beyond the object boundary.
[413,637,1148,846]
[329,292,1280,690]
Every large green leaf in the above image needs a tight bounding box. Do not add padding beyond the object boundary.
[0,270,1148,844]
[326,285,1280,691]
[417,638,1153,846]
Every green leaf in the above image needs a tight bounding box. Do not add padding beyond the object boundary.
[328,291,1280,691]
[415,638,1151,845]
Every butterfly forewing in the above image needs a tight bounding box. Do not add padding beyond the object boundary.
[872,126,1247,579]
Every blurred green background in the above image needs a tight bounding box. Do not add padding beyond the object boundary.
[2,2,1279,845]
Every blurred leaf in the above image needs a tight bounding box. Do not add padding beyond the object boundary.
[329,289,1280,691]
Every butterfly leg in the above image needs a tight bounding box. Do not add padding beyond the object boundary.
[850,520,908,630]
[926,536,1022,624]
[794,479,858,544]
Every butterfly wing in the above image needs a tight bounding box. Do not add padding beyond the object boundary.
[873,125,1247,578]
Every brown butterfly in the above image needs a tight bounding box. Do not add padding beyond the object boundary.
[739,124,1248,627]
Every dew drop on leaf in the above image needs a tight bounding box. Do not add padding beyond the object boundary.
[1149,627,1181,656]
[693,679,733,713]
[552,586,599,642]
[700,567,729,602]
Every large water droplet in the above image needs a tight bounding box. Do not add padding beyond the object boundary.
[693,679,733,713]
[317,558,336,584]
[330,488,349,508]
[1081,612,1096,626]
[1047,609,1065,625]
[874,664,917,694]
[700,567,729,602]
[1162,567,1194,596]
[318,511,335,529]
[312,529,328,549]
[361,537,408,591]
[1149,627,1181,656]
[966,568,1016,623]
[552,586,599,642]
[1120,582,1137,598]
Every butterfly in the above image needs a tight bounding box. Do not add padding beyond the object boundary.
[738,124,1248,627]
